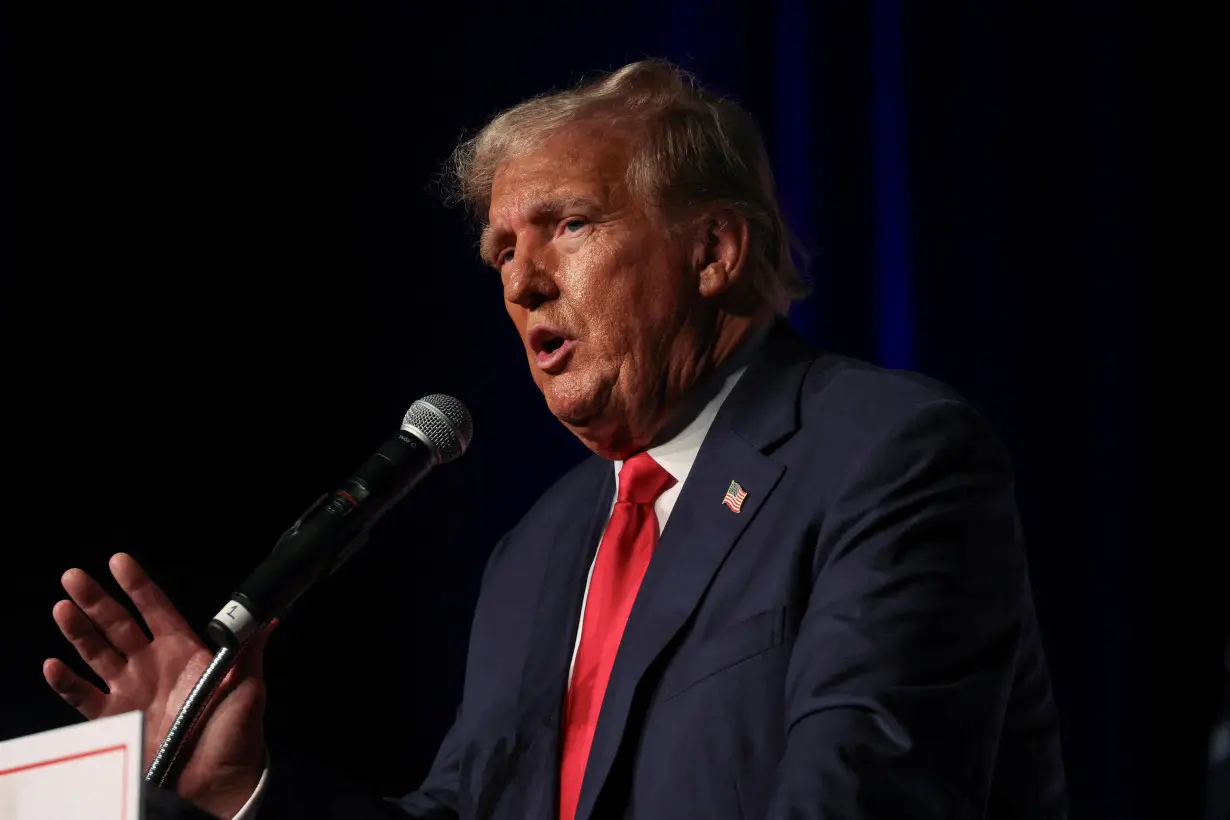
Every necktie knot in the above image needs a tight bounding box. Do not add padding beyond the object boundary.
[617,452,675,505]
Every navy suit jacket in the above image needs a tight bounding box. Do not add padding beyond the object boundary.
[149,321,1066,819]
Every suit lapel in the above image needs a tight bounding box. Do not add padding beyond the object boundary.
[573,320,816,820]
[512,457,613,819]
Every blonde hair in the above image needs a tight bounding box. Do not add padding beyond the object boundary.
[445,59,810,313]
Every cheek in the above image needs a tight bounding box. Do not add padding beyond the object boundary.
[562,247,639,334]
[558,230,685,359]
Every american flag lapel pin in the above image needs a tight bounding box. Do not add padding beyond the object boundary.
[722,480,748,513]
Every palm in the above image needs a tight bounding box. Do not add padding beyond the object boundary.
[95,628,213,767]
[44,553,267,813]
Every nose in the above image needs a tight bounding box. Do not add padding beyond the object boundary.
[502,248,558,311]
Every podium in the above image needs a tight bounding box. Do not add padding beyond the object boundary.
[0,711,143,819]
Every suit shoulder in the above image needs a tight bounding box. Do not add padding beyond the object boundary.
[804,353,966,407]
[524,454,609,518]
[480,454,608,577]
[798,354,996,447]
[784,356,1014,520]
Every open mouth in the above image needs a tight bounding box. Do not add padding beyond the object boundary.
[529,326,576,372]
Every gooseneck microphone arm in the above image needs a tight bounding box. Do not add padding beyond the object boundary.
[144,395,473,788]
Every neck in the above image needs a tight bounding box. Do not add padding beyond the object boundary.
[577,311,775,461]
[707,311,771,370]
[649,312,771,446]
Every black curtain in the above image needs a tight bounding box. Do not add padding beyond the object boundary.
[2,2,1189,817]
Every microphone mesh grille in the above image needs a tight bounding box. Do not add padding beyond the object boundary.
[403,394,473,463]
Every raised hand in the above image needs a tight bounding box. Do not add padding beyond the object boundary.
[44,553,269,819]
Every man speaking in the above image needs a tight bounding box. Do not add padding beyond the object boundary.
[43,60,1067,819]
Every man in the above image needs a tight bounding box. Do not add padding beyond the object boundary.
[45,60,1067,818]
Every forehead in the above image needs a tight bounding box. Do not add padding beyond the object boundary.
[488,127,634,227]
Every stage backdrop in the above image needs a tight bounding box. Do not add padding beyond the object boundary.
[2,2,1180,818]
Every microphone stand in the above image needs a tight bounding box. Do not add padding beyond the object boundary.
[144,643,241,786]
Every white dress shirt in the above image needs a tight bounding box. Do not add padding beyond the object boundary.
[234,330,764,819]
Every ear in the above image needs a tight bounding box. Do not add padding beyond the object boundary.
[693,210,751,300]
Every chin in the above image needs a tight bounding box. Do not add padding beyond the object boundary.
[546,389,602,428]
[544,373,619,440]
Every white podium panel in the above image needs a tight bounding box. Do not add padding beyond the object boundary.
[0,711,143,820]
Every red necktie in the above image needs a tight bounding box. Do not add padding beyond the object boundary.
[558,453,675,820]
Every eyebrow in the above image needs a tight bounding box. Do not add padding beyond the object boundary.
[478,225,502,267]
[479,194,603,265]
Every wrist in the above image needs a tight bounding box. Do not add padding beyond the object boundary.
[180,764,263,820]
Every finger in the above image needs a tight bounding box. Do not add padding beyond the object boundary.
[108,553,193,638]
[61,567,149,656]
[52,598,127,681]
[43,657,107,719]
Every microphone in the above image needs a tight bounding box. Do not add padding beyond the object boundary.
[206,394,474,648]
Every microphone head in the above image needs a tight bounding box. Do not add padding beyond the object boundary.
[402,394,473,464]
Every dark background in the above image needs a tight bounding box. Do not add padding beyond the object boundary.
[1,2,1212,818]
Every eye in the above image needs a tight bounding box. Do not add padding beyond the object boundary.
[498,248,514,266]
[562,218,587,234]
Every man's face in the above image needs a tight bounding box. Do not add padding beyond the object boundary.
[484,126,701,458]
